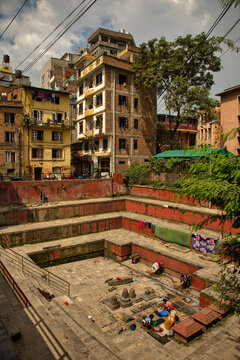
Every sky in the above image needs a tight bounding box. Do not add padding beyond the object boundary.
[0,0,239,101]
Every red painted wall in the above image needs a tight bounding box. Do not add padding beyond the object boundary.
[131,185,211,207]
[0,175,126,206]
[125,199,237,234]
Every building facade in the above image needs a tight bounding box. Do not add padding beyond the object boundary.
[216,85,240,155]
[157,114,197,152]
[0,94,23,180]
[74,28,156,176]
[196,109,221,148]
[7,86,71,180]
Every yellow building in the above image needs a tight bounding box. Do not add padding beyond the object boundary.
[8,86,71,180]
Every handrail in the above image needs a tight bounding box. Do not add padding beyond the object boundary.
[0,247,70,297]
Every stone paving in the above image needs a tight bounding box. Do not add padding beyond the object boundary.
[0,252,240,360]
[0,196,239,359]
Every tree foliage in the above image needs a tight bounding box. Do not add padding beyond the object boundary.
[219,0,240,7]
[133,33,231,143]
[181,153,240,219]
[180,153,240,315]
[216,237,240,316]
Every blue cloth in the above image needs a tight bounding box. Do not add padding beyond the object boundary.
[192,234,217,254]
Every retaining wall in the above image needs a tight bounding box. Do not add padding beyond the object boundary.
[0,174,126,206]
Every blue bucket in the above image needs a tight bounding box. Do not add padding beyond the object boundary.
[160,310,168,317]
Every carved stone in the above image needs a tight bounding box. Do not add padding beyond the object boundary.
[119,288,133,308]
[129,288,136,299]
[108,296,120,310]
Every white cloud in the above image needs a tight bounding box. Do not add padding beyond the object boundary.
[0,0,239,94]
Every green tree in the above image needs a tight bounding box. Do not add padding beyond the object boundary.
[133,33,231,148]
[179,152,240,315]
[219,0,240,7]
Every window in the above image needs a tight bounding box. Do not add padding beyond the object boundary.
[79,84,83,95]
[52,149,62,159]
[32,110,43,122]
[32,130,43,141]
[95,93,103,106]
[119,74,127,85]
[103,138,108,150]
[5,132,15,142]
[119,117,128,129]
[5,152,15,162]
[32,148,43,159]
[94,140,99,150]
[119,95,127,106]
[78,142,83,151]
[47,69,51,78]
[134,98,138,109]
[4,112,15,124]
[96,115,103,128]
[57,113,62,123]
[78,103,83,114]
[52,166,61,174]
[79,122,83,133]
[119,138,126,149]
[52,131,63,141]
[134,119,138,129]
[95,72,102,85]
[119,161,125,164]
[86,119,93,131]
[134,140,138,150]
[51,96,60,104]
[41,75,45,84]
[84,142,89,151]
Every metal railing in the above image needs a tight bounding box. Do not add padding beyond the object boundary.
[0,247,70,297]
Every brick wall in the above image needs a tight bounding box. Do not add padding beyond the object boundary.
[0,175,126,206]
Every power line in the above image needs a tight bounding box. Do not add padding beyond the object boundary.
[22,0,99,74]
[14,0,87,70]
[0,0,29,39]
[22,0,95,73]
[222,17,240,39]
[220,35,240,57]
[155,3,233,114]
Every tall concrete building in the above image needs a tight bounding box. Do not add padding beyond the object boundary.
[216,85,240,155]
[74,28,156,176]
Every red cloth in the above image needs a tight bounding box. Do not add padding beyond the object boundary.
[139,220,143,230]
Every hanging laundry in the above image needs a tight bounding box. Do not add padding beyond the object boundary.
[162,205,168,208]
[151,223,155,233]
[139,220,143,230]
[143,221,147,228]
[148,222,151,229]
[192,234,217,254]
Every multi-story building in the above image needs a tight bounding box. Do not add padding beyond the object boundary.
[40,52,84,92]
[40,52,84,145]
[74,28,156,176]
[156,114,197,152]
[216,85,240,155]
[0,54,31,93]
[196,109,221,148]
[0,94,23,180]
[7,86,71,180]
